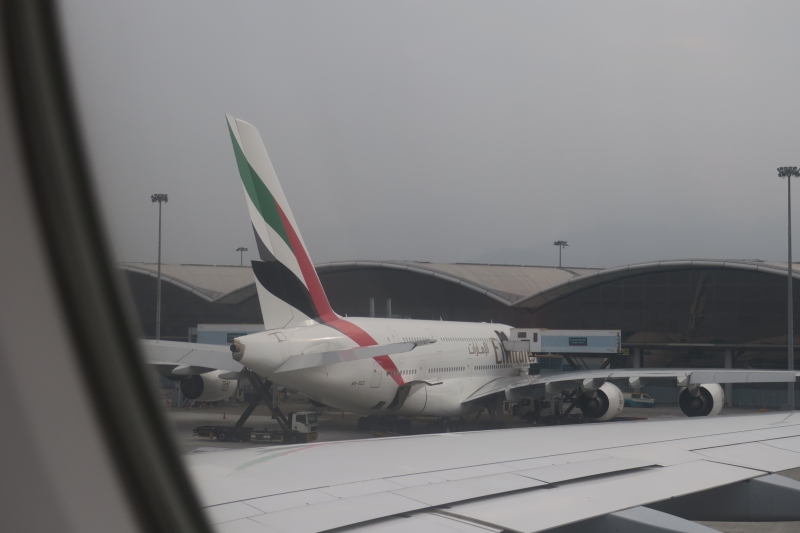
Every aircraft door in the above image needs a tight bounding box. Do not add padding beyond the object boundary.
[466,360,472,380]
[370,360,382,388]
[420,360,426,378]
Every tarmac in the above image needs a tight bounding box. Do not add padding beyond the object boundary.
[163,399,800,533]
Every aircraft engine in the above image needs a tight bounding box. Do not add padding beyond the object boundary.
[679,384,724,417]
[577,382,624,421]
[180,370,237,402]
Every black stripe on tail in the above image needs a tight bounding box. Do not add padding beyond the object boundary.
[251,260,319,322]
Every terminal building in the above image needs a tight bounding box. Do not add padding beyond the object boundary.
[122,259,800,407]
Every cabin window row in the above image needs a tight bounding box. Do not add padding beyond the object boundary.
[401,336,494,343]
[385,369,417,376]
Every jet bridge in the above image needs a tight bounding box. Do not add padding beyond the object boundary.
[504,328,621,355]
[504,328,621,372]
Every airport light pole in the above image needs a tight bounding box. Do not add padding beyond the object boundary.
[236,246,248,266]
[151,193,168,340]
[779,167,800,410]
[554,240,568,268]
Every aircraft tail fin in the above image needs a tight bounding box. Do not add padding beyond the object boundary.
[226,115,336,330]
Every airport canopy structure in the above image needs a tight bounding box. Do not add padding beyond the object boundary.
[122,259,800,406]
[514,259,800,311]
[315,260,601,304]
[122,260,601,307]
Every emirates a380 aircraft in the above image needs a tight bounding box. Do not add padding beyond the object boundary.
[145,115,798,425]
[225,114,528,421]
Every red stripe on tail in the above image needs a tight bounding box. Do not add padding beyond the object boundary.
[274,202,404,385]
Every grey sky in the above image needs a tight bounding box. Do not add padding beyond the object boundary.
[58,1,800,269]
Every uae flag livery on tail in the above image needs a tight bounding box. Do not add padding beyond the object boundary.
[225,115,379,352]
[226,115,334,330]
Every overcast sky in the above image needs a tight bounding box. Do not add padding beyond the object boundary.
[57,1,800,269]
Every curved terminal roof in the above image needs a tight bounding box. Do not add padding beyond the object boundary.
[121,261,599,305]
[315,261,600,304]
[513,259,800,310]
[120,263,256,303]
[120,259,800,309]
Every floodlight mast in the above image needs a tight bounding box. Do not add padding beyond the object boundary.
[236,246,249,266]
[778,166,800,410]
[151,193,168,340]
[554,240,568,268]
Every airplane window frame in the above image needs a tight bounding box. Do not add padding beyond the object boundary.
[3,2,213,532]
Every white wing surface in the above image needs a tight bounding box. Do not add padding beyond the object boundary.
[464,369,800,403]
[187,412,800,532]
[142,339,243,375]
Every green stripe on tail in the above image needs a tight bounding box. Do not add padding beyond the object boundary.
[228,122,291,250]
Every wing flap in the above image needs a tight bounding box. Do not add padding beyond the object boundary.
[513,456,655,483]
[245,489,338,515]
[550,506,722,533]
[499,450,608,471]
[391,473,545,507]
[603,443,705,467]
[248,492,426,533]
[764,435,800,453]
[694,441,800,472]
[205,502,264,525]
[213,518,283,532]
[444,460,760,533]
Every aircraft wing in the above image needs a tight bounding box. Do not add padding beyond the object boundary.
[187,412,800,532]
[463,368,800,403]
[141,339,243,376]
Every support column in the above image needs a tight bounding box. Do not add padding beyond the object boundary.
[630,348,642,369]
[386,298,392,318]
[369,298,375,318]
[724,349,733,407]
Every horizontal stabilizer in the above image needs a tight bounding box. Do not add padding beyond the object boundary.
[141,339,243,374]
[275,339,435,373]
[171,365,215,376]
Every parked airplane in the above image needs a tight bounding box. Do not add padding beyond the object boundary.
[145,115,798,427]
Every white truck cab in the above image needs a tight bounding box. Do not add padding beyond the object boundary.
[290,411,318,433]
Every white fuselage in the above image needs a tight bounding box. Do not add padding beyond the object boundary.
[236,317,527,417]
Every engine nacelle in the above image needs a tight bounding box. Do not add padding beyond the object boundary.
[679,384,724,417]
[577,382,624,421]
[180,370,237,402]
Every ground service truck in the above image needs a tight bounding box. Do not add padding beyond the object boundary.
[194,411,318,444]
